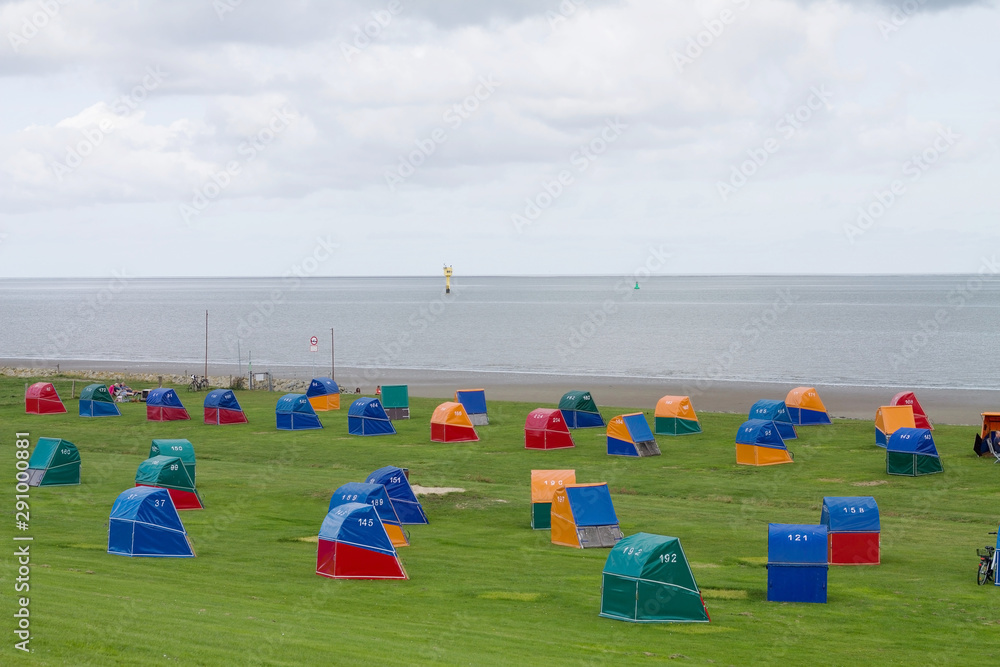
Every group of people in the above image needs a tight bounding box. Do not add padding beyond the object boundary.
[109,382,134,401]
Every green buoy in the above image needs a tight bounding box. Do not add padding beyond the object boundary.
[634,281,640,290]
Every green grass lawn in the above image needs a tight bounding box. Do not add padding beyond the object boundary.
[3,375,1000,665]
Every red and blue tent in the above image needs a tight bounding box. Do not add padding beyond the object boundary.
[204,389,248,425]
[316,502,407,579]
[348,397,396,436]
[146,388,190,422]
[820,496,880,565]
[108,486,195,558]
[330,482,408,547]
[749,400,797,440]
[276,393,323,430]
[366,466,428,524]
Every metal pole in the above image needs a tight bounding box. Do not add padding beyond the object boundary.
[237,341,242,378]
[331,327,335,379]
[204,310,209,380]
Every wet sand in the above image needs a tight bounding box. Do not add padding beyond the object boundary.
[5,357,997,426]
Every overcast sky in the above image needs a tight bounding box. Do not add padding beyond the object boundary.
[0,0,997,277]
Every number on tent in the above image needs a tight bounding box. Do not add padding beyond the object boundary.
[659,553,677,564]
[357,518,374,527]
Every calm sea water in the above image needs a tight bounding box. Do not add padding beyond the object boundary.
[1,275,998,390]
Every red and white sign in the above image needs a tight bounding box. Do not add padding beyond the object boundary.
[310,335,318,352]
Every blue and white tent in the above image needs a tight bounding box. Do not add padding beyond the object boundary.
[749,400,797,440]
[107,486,194,557]
[348,397,396,436]
[366,466,428,524]
[330,481,407,546]
[275,393,323,430]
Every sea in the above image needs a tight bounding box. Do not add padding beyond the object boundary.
[1,275,998,390]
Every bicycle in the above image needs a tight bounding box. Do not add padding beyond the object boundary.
[188,375,209,392]
[977,531,998,586]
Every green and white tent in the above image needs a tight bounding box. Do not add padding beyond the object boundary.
[26,437,81,487]
[600,533,710,623]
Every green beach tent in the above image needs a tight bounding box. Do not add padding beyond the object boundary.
[26,437,81,487]
[886,428,943,477]
[79,383,121,417]
[600,533,710,623]
[135,455,203,510]
[149,439,197,484]
[381,385,409,420]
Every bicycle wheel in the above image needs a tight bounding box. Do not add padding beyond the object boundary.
[978,560,990,585]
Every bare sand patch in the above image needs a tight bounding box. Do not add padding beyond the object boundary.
[411,485,466,495]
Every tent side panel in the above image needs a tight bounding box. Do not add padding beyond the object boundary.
[608,437,639,457]
[636,581,710,622]
[531,502,551,529]
[829,532,880,565]
[915,454,944,476]
[886,451,915,476]
[600,574,639,621]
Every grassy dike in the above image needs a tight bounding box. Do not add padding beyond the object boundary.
[2,375,999,665]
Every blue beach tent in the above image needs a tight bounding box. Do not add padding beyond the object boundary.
[366,466,428,525]
[107,486,195,558]
[275,394,323,430]
[886,428,943,476]
[820,497,880,534]
[455,389,489,426]
[348,398,396,436]
[329,482,408,547]
[749,400,797,440]
[767,523,828,603]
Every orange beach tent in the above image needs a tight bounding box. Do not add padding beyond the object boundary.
[530,469,576,529]
[875,405,915,447]
[785,387,832,425]
[430,402,479,442]
[654,395,702,435]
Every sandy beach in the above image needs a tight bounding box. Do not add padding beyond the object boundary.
[4,357,996,426]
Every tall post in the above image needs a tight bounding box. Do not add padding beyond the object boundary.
[330,328,335,379]
[443,265,453,294]
[204,310,209,380]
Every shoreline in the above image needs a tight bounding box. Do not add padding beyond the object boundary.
[4,359,996,426]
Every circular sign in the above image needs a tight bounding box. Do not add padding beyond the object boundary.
[310,336,318,346]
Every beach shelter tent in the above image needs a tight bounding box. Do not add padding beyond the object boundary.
[108,486,195,558]
[891,391,932,430]
[530,469,577,529]
[559,391,605,429]
[348,397,396,436]
[381,384,409,420]
[316,502,407,580]
[607,413,660,457]
[330,482,408,547]
[785,387,832,425]
[886,428,943,476]
[875,405,915,447]
[600,533,710,623]
[767,524,828,603]
[654,395,701,436]
[306,377,341,411]
[79,383,120,417]
[551,483,623,548]
[976,412,1000,457]
[25,382,66,414]
[430,402,478,442]
[203,389,248,425]
[135,455,204,509]
[276,394,323,430]
[366,466,428,524]
[26,437,80,487]
[149,439,196,484]
[525,409,575,450]
[749,400,797,440]
[735,420,793,466]
[145,388,190,422]
[455,389,489,426]
[820,496,880,565]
